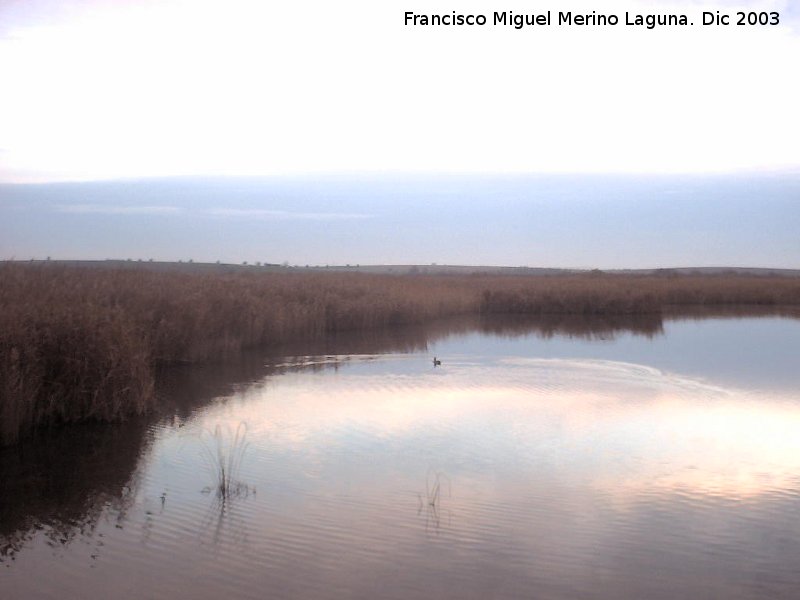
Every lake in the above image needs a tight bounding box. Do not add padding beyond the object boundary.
[2,313,800,599]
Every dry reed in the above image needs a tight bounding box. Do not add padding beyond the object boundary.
[200,422,250,500]
[2,262,800,444]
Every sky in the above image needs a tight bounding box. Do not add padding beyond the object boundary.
[0,0,798,266]
[2,173,798,268]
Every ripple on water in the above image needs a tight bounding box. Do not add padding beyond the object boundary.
[4,341,800,599]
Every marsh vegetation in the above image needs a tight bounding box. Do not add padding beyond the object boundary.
[2,262,799,444]
[200,422,252,501]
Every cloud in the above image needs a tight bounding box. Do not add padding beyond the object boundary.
[55,204,182,215]
[204,208,371,220]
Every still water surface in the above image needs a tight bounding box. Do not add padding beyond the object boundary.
[2,315,800,599]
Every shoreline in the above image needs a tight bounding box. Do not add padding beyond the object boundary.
[2,262,800,445]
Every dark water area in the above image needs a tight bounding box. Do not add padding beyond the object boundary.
[2,313,800,599]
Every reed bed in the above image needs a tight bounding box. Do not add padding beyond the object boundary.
[2,262,800,444]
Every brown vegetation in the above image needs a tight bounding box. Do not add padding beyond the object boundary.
[2,262,800,445]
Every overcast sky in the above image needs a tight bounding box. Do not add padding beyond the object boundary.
[0,0,798,266]
[1,0,798,182]
[2,174,798,268]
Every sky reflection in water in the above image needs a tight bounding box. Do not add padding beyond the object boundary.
[2,315,800,600]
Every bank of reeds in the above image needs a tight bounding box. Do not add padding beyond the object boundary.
[2,263,800,444]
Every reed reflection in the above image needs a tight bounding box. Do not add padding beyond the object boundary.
[417,470,452,536]
[0,421,149,561]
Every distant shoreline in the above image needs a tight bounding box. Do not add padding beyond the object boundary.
[6,259,800,278]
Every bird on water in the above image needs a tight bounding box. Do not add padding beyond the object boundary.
[433,357,442,366]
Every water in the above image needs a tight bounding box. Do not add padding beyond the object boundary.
[2,314,800,599]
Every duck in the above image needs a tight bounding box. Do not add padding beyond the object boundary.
[433,357,442,366]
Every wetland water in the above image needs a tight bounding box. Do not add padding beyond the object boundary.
[2,314,800,599]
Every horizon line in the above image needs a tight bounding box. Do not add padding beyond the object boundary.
[4,258,799,274]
